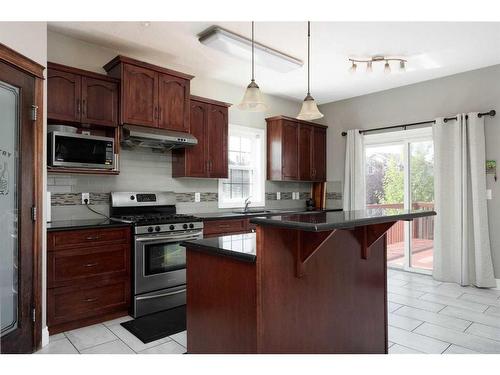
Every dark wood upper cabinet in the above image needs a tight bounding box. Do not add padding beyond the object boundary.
[81,76,119,127]
[47,62,119,127]
[104,56,193,131]
[298,124,313,181]
[281,120,299,180]
[158,73,190,131]
[266,116,327,182]
[121,63,157,127]
[172,95,230,178]
[312,126,327,181]
[47,67,81,123]
[207,105,228,178]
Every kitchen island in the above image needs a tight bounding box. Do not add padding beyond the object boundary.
[182,208,436,354]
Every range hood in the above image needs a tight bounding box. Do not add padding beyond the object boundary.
[121,124,198,150]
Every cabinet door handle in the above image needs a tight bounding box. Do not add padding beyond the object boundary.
[82,99,86,115]
[76,100,81,114]
[84,298,97,303]
[85,236,99,241]
[83,262,98,268]
[154,107,158,120]
[158,107,162,122]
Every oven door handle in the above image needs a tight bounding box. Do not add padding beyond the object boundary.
[135,234,202,243]
[135,288,186,301]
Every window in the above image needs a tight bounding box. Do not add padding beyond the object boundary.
[218,125,265,208]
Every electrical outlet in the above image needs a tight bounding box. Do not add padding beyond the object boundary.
[294,192,300,200]
[195,192,201,203]
[81,192,90,205]
[276,192,281,200]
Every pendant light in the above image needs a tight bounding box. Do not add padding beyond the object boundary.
[237,21,268,111]
[297,21,323,120]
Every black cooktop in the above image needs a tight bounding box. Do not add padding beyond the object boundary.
[112,213,202,225]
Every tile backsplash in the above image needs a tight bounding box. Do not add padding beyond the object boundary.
[47,148,342,221]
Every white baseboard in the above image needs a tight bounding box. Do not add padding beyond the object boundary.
[42,326,50,347]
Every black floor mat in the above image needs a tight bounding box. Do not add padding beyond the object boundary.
[121,305,186,344]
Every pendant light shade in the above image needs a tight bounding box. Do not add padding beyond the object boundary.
[297,21,323,120]
[238,22,268,112]
[297,93,323,120]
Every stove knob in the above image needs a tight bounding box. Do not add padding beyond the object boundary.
[155,226,161,232]
[147,227,153,233]
[183,224,188,230]
[169,225,175,230]
[189,223,194,229]
[130,195,135,200]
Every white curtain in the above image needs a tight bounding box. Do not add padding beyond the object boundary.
[433,113,496,287]
[343,129,366,211]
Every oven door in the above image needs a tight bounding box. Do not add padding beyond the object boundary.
[134,231,201,295]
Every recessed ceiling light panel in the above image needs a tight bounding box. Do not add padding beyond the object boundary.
[198,26,303,73]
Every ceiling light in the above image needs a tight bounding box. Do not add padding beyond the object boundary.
[237,22,268,112]
[198,25,303,73]
[140,22,151,28]
[297,21,323,121]
[366,61,373,73]
[348,56,407,75]
[399,60,406,71]
[349,61,357,74]
[384,60,391,74]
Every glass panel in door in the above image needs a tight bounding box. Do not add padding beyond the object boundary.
[409,141,434,271]
[144,242,186,275]
[0,80,19,338]
[365,144,406,269]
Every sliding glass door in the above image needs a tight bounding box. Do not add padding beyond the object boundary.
[364,128,434,274]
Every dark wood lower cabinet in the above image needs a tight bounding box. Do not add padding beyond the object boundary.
[47,226,131,334]
[203,218,255,238]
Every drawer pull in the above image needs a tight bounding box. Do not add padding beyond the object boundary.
[218,225,231,228]
[85,236,100,241]
[83,263,98,268]
[84,298,97,303]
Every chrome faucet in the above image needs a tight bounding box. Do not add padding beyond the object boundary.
[244,196,252,213]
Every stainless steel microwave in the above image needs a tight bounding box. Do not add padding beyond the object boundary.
[47,131,115,169]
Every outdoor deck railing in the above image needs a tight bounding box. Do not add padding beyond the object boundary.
[366,202,434,244]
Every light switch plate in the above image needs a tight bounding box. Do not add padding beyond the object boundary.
[276,192,281,200]
[487,189,492,200]
[194,192,201,203]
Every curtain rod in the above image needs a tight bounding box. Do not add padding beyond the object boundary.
[340,110,496,136]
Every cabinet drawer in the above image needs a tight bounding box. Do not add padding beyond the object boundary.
[48,244,129,288]
[203,219,248,236]
[48,227,130,251]
[48,279,129,327]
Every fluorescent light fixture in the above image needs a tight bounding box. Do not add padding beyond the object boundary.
[198,26,303,73]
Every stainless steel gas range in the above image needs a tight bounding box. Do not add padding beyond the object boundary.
[110,191,203,318]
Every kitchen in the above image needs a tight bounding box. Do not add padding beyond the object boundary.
[2,3,500,372]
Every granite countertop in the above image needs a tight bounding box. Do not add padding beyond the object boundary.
[47,218,132,232]
[182,232,257,262]
[249,208,436,232]
[195,208,341,221]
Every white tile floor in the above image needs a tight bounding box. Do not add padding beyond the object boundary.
[37,269,500,354]
[36,315,187,354]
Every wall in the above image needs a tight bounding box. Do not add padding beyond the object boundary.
[0,21,48,345]
[47,31,337,220]
[318,64,500,277]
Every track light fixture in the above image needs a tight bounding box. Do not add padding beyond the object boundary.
[348,56,407,74]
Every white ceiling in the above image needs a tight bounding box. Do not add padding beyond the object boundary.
[48,22,500,104]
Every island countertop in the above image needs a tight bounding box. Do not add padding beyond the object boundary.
[249,208,436,232]
[182,232,256,262]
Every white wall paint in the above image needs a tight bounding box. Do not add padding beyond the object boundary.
[0,21,48,345]
[319,64,500,277]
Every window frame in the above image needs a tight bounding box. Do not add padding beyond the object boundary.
[218,124,266,209]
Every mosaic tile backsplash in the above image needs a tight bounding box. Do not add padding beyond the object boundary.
[47,149,343,220]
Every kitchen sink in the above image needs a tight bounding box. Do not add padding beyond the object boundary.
[232,209,272,214]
